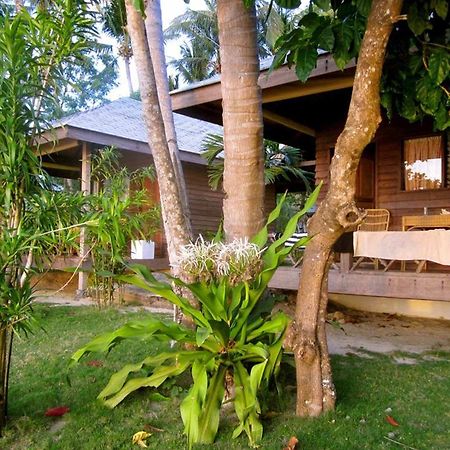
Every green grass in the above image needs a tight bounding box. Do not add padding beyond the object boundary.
[1,305,449,449]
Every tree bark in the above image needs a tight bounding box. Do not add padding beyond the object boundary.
[294,0,403,417]
[125,0,191,265]
[217,0,265,240]
[124,55,133,96]
[145,0,192,238]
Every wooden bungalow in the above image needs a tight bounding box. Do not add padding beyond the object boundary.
[38,97,229,294]
[170,54,450,320]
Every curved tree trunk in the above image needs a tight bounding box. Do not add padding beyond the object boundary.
[217,0,265,240]
[293,0,403,417]
[125,0,191,265]
[145,0,192,238]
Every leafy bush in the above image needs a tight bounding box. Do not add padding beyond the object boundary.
[72,186,320,448]
[86,147,160,307]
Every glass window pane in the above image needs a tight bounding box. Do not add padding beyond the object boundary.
[403,136,443,191]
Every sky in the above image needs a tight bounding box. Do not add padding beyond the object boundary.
[107,0,207,100]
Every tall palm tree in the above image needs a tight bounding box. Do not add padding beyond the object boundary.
[102,0,134,95]
[145,0,192,240]
[165,0,273,84]
[217,0,265,240]
[124,0,192,269]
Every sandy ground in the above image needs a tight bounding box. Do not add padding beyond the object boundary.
[325,309,450,357]
[34,292,450,358]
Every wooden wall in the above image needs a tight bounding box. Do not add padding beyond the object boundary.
[315,117,450,230]
[184,163,224,237]
[153,163,277,257]
[184,162,277,236]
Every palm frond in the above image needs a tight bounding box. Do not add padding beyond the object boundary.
[201,133,311,190]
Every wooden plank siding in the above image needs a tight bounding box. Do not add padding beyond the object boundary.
[153,163,277,257]
[184,163,224,237]
[314,117,450,230]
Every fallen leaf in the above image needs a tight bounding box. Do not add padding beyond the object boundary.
[283,436,299,450]
[143,423,164,433]
[86,360,103,367]
[132,431,152,448]
[386,415,399,427]
[45,406,70,417]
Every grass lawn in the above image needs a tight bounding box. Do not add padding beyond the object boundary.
[1,305,449,450]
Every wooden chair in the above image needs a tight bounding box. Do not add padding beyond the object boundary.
[284,232,308,267]
[270,232,308,267]
[351,208,390,270]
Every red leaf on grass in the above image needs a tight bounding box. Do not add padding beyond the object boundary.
[386,415,399,427]
[45,406,70,417]
[86,360,103,367]
[283,436,299,450]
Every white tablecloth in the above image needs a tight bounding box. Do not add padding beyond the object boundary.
[353,230,450,265]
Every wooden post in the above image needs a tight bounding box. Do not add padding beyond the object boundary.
[340,253,353,272]
[76,143,91,298]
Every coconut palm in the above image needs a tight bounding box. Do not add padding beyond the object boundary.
[201,134,312,190]
[102,0,134,95]
[165,0,273,84]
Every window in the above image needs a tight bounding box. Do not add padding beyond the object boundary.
[403,135,447,191]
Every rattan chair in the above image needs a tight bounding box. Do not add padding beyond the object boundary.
[351,208,390,270]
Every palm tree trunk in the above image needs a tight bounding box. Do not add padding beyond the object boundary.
[124,55,133,96]
[217,0,265,240]
[293,0,403,417]
[145,0,192,238]
[125,0,191,265]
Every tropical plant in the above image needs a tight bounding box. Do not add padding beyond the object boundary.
[71,185,320,448]
[102,0,134,95]
[0,0,96,431]
[164,0,273,84]
[86,147,160,307]
[202,133,312,189]
[45,42,118,119]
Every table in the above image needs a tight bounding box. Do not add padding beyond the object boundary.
[402,214,450,231]
[353,230,450,272]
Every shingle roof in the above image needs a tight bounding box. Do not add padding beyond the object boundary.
[56,97,223,155]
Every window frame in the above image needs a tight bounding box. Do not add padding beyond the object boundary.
[401,132,448,192]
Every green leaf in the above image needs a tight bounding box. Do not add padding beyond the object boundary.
[120,266,211,330]
[274,0,302,9]
[317,25,335,52]
[251,192,287,248]
[431,0,448,19]
[246,312,290,341]
[355,0,371,17]
[313,0,331,10]
[180,361,208,449]
[294,46,318,82]
[407,3,432,35]
[333,22,353,69]
[131,0,146,17]
[416,76,441,113]
[434,102,450,130]
[196,327,210,347]
[71,318,194,364]
[233,361,263,447]
[197,365,226,445]
[103,352,203,408]
[98,352,180,400]
[428,48,450,85]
